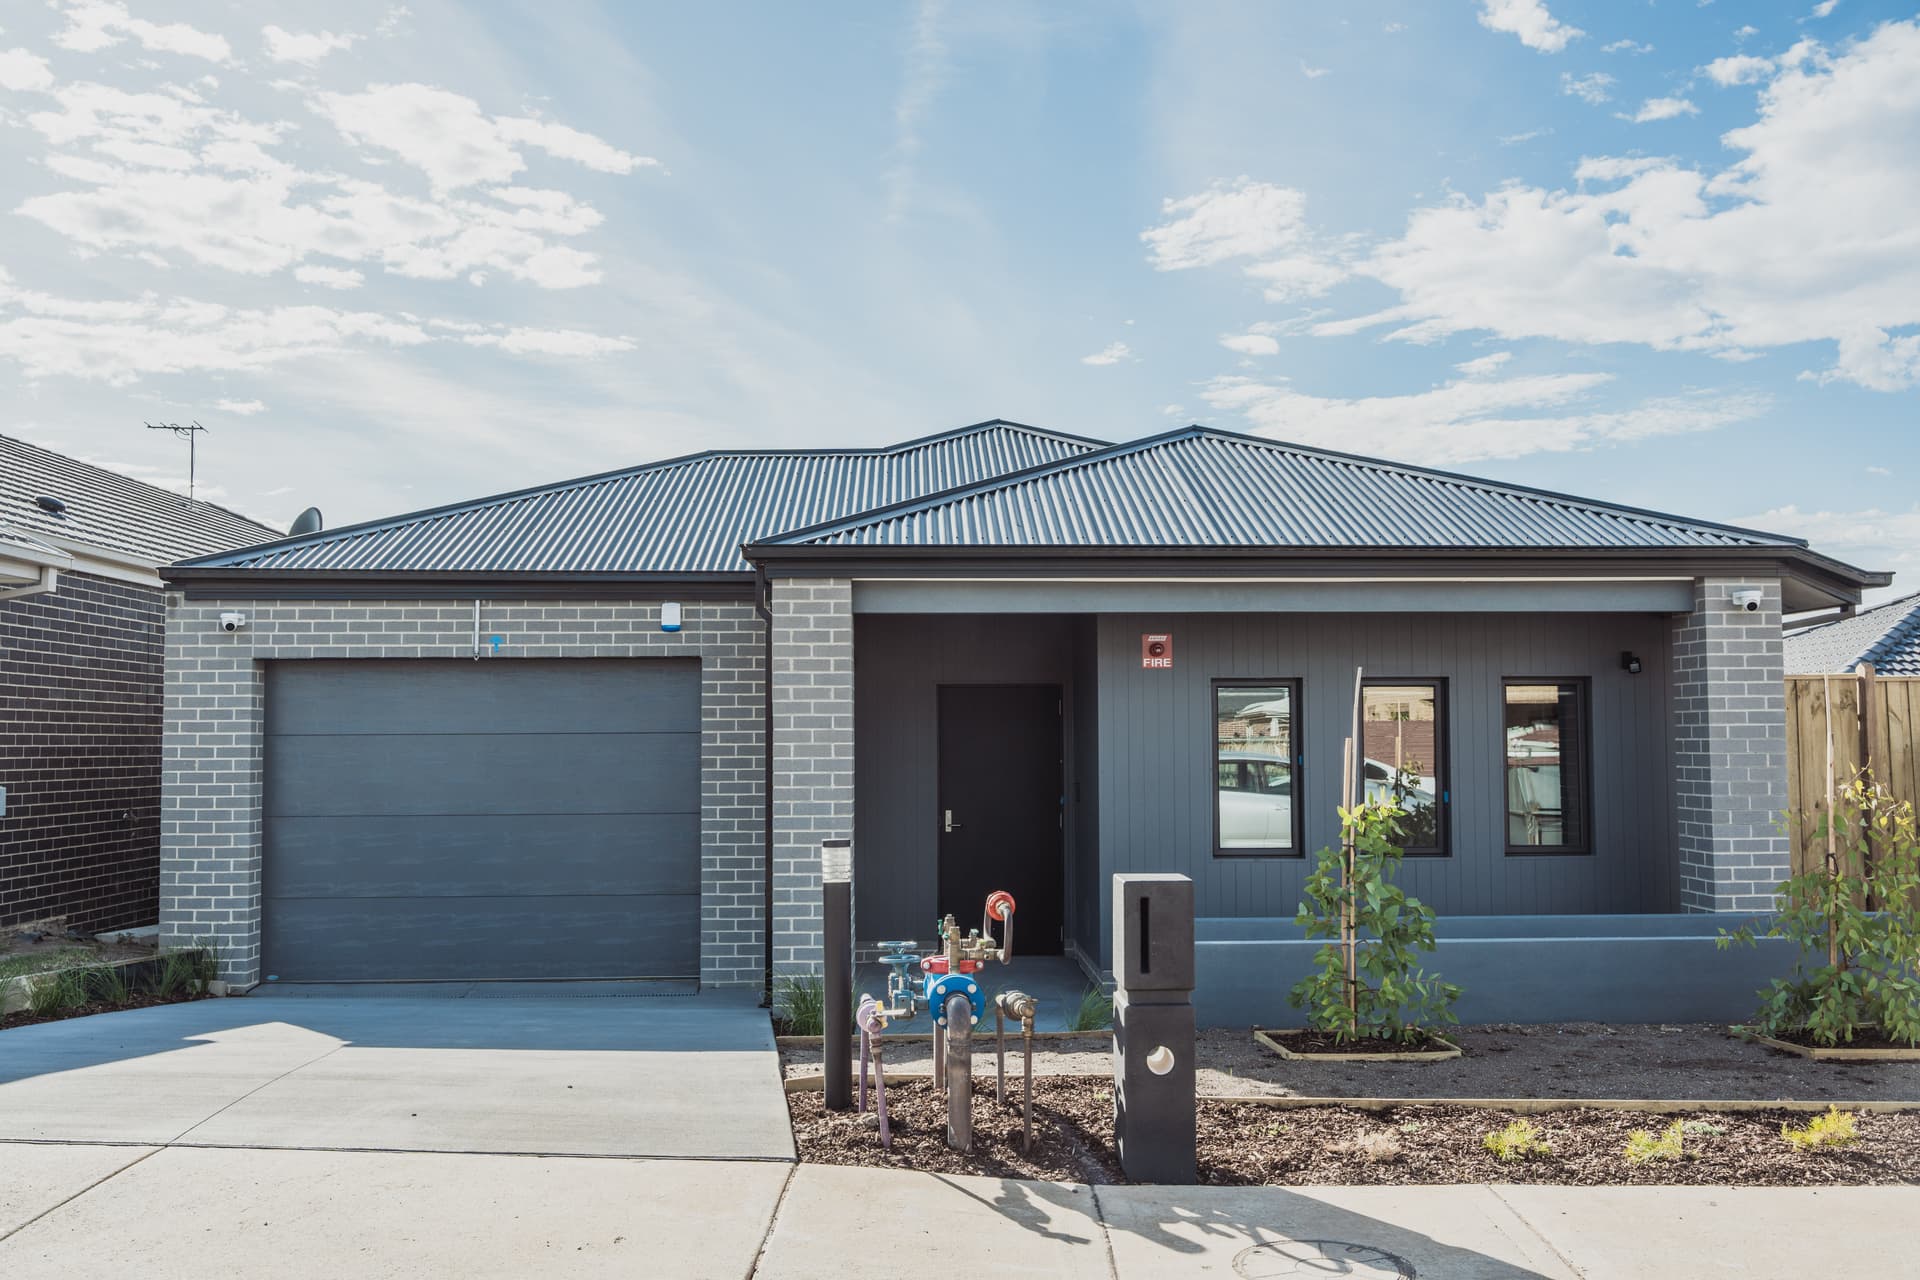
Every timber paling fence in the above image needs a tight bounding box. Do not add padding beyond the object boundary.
[1784,664,1920,875]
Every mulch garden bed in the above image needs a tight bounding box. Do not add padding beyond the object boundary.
[1256,1029,1457,1057]
[0,991,212,1032]
[1762,1027,1918,1052]
[788,1077,1920,1186]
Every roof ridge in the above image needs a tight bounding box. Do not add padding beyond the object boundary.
[753,423,1804,550]
[176,420,1110,570]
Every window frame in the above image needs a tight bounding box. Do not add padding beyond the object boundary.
[1211,677,1306,859]
[1500,676,1594,858]
[1358,677,1450,858]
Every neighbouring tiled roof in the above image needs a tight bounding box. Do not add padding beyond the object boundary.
[1,433,280,569]
[759,427,1810,552]
[1785,593,1920,675]
[177,421,1105,575]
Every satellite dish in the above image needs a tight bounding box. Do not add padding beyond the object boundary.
[288,506,324,536]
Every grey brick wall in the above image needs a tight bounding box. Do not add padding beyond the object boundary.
[1672,576,1791,911]
[161,596,765,987]
[769,577,853,992]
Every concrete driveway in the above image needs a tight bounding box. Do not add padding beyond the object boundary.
[0,987,795,1278]
[0,986,791,1158]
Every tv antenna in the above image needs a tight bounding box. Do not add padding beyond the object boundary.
[145,421,208,503]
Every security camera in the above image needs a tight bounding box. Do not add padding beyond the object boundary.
[219,611,249,633]
[1729,588,1764,613]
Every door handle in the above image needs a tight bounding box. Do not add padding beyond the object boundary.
[944,809,962,833]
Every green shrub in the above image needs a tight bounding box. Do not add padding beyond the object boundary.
[82,963,132,1005]
[1719,774,1920,1047]
[1624,1120,1686,1165]
[777,976,828,1036]
[1289,798,1460,1045]
[1781,1107,1858,1151]
[27,968,86,1017]
[1483,1118,1553,1162]
[153,946,215,999]
[1068,986,1113,1032]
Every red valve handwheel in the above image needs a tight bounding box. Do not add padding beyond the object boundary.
[985,890,1017,921]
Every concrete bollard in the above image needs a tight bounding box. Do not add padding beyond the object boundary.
[1111,873,1196,1184]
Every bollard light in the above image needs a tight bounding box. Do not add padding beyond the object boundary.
[821,838,854,1111]
[821,839,853,884]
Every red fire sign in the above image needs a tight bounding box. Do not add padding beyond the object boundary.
[1141,633,1173,669]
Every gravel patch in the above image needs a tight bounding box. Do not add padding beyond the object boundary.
[788,1079,1920,1186]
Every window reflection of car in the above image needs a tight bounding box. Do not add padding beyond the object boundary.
[1218,751,1293,847]
[1361,758,1435,810]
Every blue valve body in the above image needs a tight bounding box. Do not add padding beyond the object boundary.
[924,971,984,1027]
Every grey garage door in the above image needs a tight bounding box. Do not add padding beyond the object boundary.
[263,659,701,982]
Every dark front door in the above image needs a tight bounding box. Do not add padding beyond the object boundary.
[936,684,1064,955]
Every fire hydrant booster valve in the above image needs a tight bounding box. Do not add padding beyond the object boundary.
[856,888,1031,1153]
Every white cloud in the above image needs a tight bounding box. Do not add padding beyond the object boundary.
[1203,370,1768,466]
[12,78,650,290]
[1560,71,1615,104]
[1222,18,1920,392]
[1080,341,1132,366]
[1602,39,1655,55]
[1499,128,1552,145]
[1629,96,1699,122]
[1142,179,1351,302]
[461,327,635,357]
[1705,54,1776,85]
[262,26,359,66]
[51,2,230,63]
[1143,178,1311,271]
[1736,25,1759,40]
[1867,465,1893,476]
[214,398,267,415]
[1299,60,1330,79]
[1478,0,1583,53]
[1454,350,1513,377]
[314,84,656,192]
[1220,332,1280,356]
[1161,403,1186,417]
[1810,0,1839,17]
[885,0,948,220]
[293,265,366,290]
[0,47,55,92]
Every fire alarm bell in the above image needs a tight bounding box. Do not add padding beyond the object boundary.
[1141,633,1173,669]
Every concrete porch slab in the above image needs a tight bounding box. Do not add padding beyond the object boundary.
[0,1146,789,1280]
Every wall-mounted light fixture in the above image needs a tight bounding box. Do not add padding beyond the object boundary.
[1621,651,1642,675]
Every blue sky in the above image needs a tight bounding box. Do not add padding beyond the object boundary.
[1,1,1916,593]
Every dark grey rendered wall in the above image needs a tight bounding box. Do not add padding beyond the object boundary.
[1092,610,1680,961]
[1068,616,1101,974]
[852,615,1085,949]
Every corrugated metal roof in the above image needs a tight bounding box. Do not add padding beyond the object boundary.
[764,427,1809,552]
[1786,593,1920,674]
[1,433,281,568]
[181,421,1105,575]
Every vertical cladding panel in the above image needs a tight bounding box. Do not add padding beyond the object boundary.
[1093,609,1679,949]
[851,614,1076,949]
[0,571,164,932]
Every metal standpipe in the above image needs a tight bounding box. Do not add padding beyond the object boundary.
[944,991,973,1151]
[821,839,854,1112]
[995,989,1038,1152]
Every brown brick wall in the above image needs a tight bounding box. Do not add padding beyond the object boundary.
[0,570,163,932]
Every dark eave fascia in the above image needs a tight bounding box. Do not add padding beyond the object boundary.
[162,566,754,602]
[744,543,1890,599]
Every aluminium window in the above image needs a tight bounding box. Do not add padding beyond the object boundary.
[1214,681,1302,855]
[1360,680,1447,856]
[1503,679,1591,855]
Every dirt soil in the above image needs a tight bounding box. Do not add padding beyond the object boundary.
[0,919,153,976]
[787,1079,1920,1186]
[0,991,212,1032]
[782,1023,1920,1101]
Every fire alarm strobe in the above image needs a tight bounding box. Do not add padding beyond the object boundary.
[1141,633,1173,669]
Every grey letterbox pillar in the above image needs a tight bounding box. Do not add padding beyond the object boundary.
[1111,873,1196,1184]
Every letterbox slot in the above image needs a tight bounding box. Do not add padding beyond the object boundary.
[1139,895,1151,975]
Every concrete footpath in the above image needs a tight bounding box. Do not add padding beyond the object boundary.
[4,1142,1913,1278]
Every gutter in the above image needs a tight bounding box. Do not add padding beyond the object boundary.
[0,526,76,601]
[753,559,776,1006]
